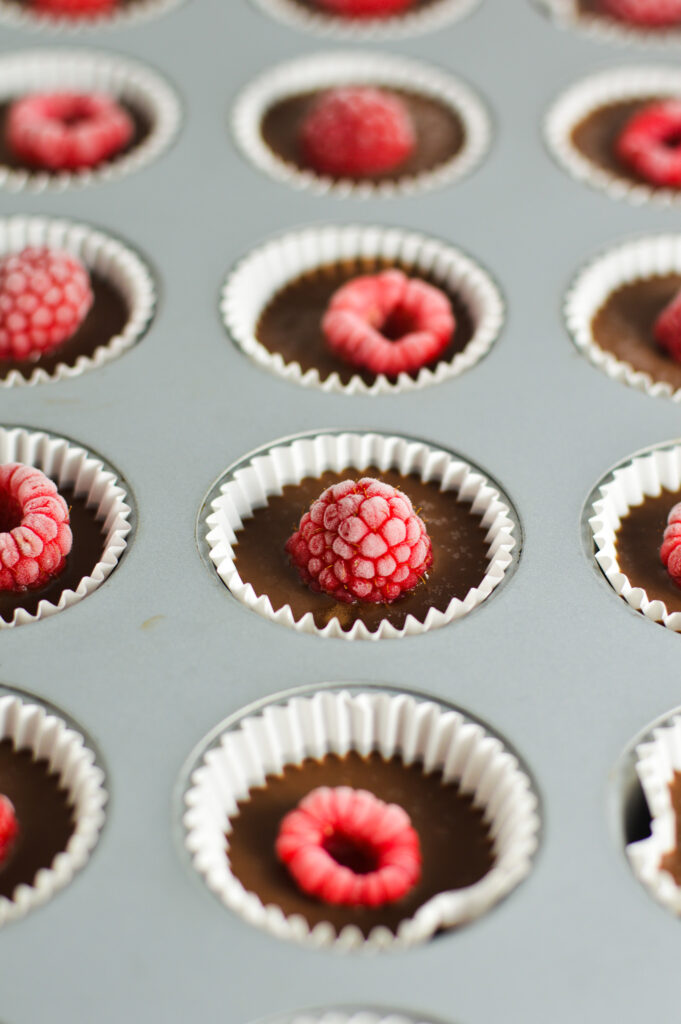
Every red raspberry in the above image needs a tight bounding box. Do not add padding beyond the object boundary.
[285,476,433,604]
[312,0,415,15]
[0,464,72,592]
[7,92,133,172]
[323,269,455,376]
[300,87,415,178]
[0,794,19,867]
[616,101,681,188]
[654,288,681,362]
[276,786,422,908]
[0,247,93,361]
[661,503,681,586]
[31,0,117,15]
[600,0,681,24]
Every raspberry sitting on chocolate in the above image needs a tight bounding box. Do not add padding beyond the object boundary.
[7,92,134,172]
[616,101,681,188]
[312,0,415,15]
[600,0,681,24]
[660,503,681,585]
[654,288,681,362]
[323,269,455,376]
[0,464,72,592]
[0,794,18,867]
[30,0,117,15]
[285,476,433,604]
[299,87,415,178]
[276,786,422,907]
[0,247,93,361]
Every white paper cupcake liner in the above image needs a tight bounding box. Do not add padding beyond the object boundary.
[545,66,681,206]
[260,1008,450,1024]
[0,215,155,387]
[535,0,681,46]
[183,687,540,951]
[250,0,480,40]
[0,689,107,927]
[565,234,681,402]
[589,441,681,631]
[0,426,132,628]
[203,431,517,641]
[221,225,504,396]
[0,0,183,33]
[0,49,181,193]
[232,51,491,199]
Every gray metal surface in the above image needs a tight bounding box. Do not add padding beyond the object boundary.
[0,0,679,1021]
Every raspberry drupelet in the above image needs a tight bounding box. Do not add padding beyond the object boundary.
[616,101,681,188]
[276,786,422,908]
[31,0,118,15]
[654,288,681,362]
[0,795,18,867]
[285,476,433,604]
[600,0,681,24]
[661,503,681,586]
[0,464,72,592]
[312,0,415,15]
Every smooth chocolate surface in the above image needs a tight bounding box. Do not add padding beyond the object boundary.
[227,751,495,937]
[255,259,475,385]
[0,485,107,622]
[233,467,491,632]
[591,274,681,390]
[0,273,129,380]
[261,88,465,182]
[0,738,75,898]
[660,772,681,884]
[615,487,681,613]
[571,97,674,187]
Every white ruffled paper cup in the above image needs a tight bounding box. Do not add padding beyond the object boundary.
[203,431,518,641]
[589,441,681,631]
[259,1012,447,1024]
[0,426,132,628]
[0,49,181,193]
[249,0,480,40]
[0,0,183,33]
[0,688,107,928]
[232,51,491,199]
[0,215,155,388]
[565,234,681,402]
[182,686,540,951]
[221,224,504,396]
[545,66,681,206]
[535,0,681,46]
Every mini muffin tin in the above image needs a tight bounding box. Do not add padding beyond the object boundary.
[2,1,681,1022]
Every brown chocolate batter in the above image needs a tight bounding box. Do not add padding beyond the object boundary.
[591,275,681,390]
[571,97,675,187]
[256,259,475,386]
[660,772,681,884]
[261,89,464,182]
[227,751,495,937]
[0,485,107,622]
[615,488,681,614]
[0,273,129,381]
[0,738,75,899]
[233,467,492,632]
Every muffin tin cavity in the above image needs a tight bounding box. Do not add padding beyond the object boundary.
[253,1010,455,1024]
[534,0,681,46]
[249,0,481,41]
[0,0,183,33]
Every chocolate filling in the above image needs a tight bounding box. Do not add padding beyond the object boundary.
[0,738,75,899]
[232,467,492,633]
[255,259,475,386]
[227,751,495,937]
[287,0,442,13]
[571,97,677,187]
[660,772,681,884]
[261,88,465,183]
[614,487,681,614]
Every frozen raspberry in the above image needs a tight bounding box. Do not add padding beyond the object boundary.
[0,247,93,361]
[654,288,681,362]
[31,0,117,15]
[0,464,72,592]
[313,0,414,15]
[7,92,133,172]
[323,269,455,376]
[300,87,415,178]
[276,786,422,908]
[0,795,18,867]
[616,101,681,188]
[600,0,681,25]
[285,476,433,604]
[661,503,681,586]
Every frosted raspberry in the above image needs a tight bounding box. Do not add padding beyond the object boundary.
[323,269,455,376]
[616,101,681,188]
[313,0,415,15]
[654,288,681,362]
[0,247,93,361]
[276,786,422,908]
[285,476,433,604]
[300,87,415,178]
[661,503,681,586]
[7,92,133,172]
[31,0,117,15]
[0,464,72,592]
[0,795,18,867]
[600,0,681,24]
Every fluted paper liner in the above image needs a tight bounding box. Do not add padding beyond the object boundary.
[183,689,540,950]
[232,51,491,199]
[590,442,681,631]
[0,216,155,387]
[0,0,183,33]
[204,432,517,640]
[221,225,504,395]
[250,0,480,40]
[565,235,681,402]
[545,66,681,206]
[0,690,106,927]
[535,0,681,46]
[262,1010,448,1024]
[0,49,180,193]
[0,426,132,628]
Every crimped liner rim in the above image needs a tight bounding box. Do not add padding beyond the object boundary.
[231,50,491,199]
[0,691,107,926]
[250,0,480,40]
[535,0,681,46]
[0,0,183,33]
[183,689,540,950]
[262,1012,442,1024]
[221,224,504,396]
[0,215,155,387]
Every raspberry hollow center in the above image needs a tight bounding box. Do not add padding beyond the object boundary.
[322,829,379,875]
[380,303,419,341]
[0,489,22,533]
